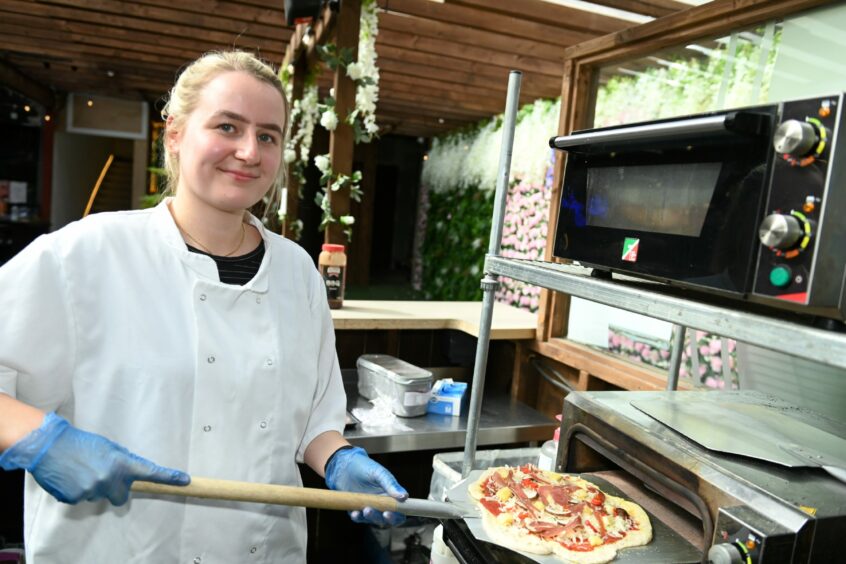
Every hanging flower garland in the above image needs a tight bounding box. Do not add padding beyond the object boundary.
[279,75,320,240]
[312,0,380,240]
[349,0,380,143]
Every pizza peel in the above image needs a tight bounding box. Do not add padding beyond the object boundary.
[131,476,477,520]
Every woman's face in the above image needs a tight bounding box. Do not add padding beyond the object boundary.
[168,71,285,215]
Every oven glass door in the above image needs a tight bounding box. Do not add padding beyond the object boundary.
[553,112,775,294]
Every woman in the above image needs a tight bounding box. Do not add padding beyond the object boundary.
[0,51,406,562]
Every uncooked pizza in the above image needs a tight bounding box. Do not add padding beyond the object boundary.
[468,465,652,563]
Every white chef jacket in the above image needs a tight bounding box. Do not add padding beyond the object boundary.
[0,199,346,563]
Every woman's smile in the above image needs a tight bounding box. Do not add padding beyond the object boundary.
[220,168,260,181]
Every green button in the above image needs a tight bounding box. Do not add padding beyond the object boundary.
[770,266,792,288]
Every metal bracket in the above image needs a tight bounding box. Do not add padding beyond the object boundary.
[480,275,499,292]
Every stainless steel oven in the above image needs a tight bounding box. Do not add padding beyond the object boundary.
[550,94,846,322]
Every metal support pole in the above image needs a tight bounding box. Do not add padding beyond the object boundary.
[461,70,522,478]
[666,324,686,391]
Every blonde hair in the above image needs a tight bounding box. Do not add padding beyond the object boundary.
[161,51,290,221]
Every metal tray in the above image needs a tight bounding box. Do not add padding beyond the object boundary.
[445,470,700,563]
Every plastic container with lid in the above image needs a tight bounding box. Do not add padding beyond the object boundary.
[356,354,433,417]
[318,243,347,309]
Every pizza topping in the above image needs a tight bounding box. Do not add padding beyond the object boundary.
[479,498,504,516]
[543,502,570,516]
[473,464,650,560]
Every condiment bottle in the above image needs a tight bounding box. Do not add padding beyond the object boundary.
[537,414,562,471]
[319,243,347,309]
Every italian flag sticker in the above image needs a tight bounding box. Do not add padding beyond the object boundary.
[622,238,639,262]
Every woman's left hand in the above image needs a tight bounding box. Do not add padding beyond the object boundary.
[324,446,408,526]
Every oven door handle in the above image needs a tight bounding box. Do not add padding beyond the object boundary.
[549,111,770,150]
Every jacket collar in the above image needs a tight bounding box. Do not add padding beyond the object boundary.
[151,197,271,293]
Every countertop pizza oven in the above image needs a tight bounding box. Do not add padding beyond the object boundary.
[439,390,846,563]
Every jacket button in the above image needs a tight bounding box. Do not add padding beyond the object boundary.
[208,356,215,364]
[194,557,202,564]
[199,294,207,301]
[259,421,267,429]
[250,547,257,554]
[256,296,262,304]
[203,425,212,432]
[265,358,273,366]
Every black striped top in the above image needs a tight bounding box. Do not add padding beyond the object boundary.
[187,240,265,285]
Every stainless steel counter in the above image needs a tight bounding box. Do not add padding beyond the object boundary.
[343,391,556,454]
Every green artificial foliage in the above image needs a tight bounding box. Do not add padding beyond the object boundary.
[421,185,493,301]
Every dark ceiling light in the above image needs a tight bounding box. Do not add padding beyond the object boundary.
[284,0,323,25]
[106,70,115,78]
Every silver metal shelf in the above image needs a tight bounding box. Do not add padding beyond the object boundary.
[486,256,846,372]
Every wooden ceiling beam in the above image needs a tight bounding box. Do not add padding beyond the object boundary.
[378,12,567,63]
[376,29,563,78]
[0,11,285,63]
[376,44,562,94]
[0,17,207,67]
[379,83,505,115]
[0,0,284,55]
[376,0,600,45]
[0,33,187,76]
[377,57,559,101]
[379,70,540,109]
[444,0,643,33]
[376,98,492,121]
[37,0,287,42]
[583,0,692,19]
[129,0,287,29]
[379,71,513,104]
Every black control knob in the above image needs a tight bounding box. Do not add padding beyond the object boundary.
[708,542,744,564]
[759,213,802,249]
[773,119,817,157]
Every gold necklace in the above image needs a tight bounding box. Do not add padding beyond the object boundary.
[175,218,247,257]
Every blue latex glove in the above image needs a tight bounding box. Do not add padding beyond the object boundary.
[325,446,408,526]
[0,412,190,506]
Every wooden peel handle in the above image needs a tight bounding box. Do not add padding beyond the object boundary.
[131,476,398,513]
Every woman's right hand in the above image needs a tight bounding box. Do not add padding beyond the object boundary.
[0,412,190,505]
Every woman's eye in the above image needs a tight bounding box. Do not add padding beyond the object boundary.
[258,133,277,144]
[218,123,235,133]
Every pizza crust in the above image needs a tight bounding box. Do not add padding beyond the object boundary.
[467,466,652,564]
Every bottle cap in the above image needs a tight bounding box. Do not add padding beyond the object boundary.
[322,243,345,252]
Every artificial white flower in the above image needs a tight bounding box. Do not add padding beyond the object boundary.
[346,62,363,81]
[284,149,297,164]
[320,109,338,131]
[365,119,379,134]
[339,215,356,226]
[314,154,331,173]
